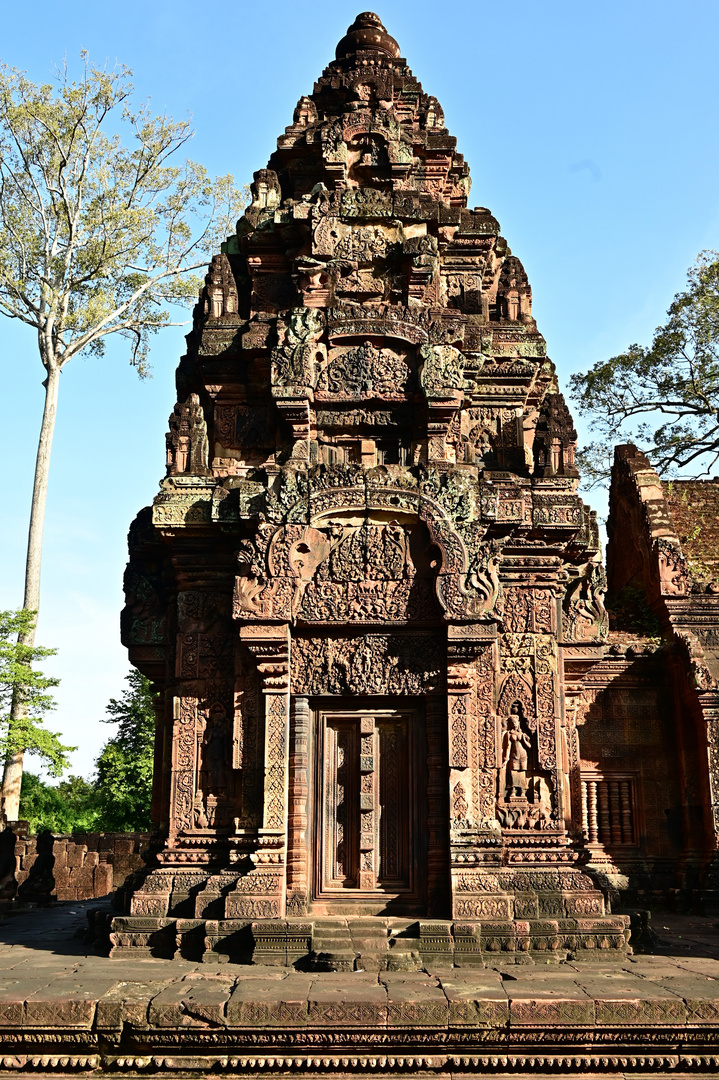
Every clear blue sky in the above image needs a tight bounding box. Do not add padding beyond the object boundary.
[2,0,719,779]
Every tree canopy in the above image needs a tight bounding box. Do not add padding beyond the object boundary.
[94,669,155,831]
[0,609,72,778]
[570,252,719,485]
[19,771,98,833]
[0,53,246,818]
[18,669,155,833]
[0,53,245,374]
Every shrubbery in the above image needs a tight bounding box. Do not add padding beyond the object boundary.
[18,670,155,833]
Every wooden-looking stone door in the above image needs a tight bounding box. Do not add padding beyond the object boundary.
[312,704,426,914]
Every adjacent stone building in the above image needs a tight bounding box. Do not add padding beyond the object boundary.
[598,445,719,912]
[113,14,719,964]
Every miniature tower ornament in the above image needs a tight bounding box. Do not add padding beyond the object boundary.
[114,13,629,962]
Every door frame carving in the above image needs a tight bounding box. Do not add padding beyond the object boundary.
[310,698,428,915]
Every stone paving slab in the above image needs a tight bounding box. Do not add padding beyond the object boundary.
[226,973,313,1026]
[1,902,719,1076]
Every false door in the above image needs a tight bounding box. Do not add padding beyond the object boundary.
[314,705,426,913]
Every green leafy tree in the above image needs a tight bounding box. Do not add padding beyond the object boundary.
[19,771,99,833]
[570,252,719,486]
[0,55,247,816]
[0,609,73,785]
[94,669,155,831]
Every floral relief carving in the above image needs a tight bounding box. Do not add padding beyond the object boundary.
[291,634,443,696]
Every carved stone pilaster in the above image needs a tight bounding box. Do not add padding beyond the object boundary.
[697,692,719,910]
[447,662,472,771]
[168,693,199,844]
[238,624,291,915]
[286,696,310,914]
[447,626,496,829]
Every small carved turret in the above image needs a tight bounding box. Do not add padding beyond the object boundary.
[245,169,282,227]
[201,253,238,320]
[498,255,533,323]
[166,393,210,476]
[532,392,579,478]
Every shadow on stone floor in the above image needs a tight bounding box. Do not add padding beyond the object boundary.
[2,899,719,965]
[0,898,112,958]
[644,912,719,959]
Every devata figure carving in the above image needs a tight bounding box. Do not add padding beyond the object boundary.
[114,12,633,963]
[502,702,531,799]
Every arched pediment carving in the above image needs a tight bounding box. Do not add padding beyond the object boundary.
[233,484,503,626]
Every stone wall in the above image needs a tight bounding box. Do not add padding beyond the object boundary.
[606,445,719,910]
[10,830,148,902]
[664,478,719,584]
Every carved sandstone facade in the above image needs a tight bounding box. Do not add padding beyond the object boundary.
[114,13,630,963]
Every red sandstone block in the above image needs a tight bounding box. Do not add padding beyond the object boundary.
[382,975,448,1028]
[66,845,86,868]
[68,871,96,889]
[21,854,37,871]
[94,865,113,896]
[308,979,387,1026]
[149,978,234,1027]
[0,999,22,1027]
[25,978,117,1029]
[113,838,135,854]
[227,976,311,1026]
[96,982,166,1029]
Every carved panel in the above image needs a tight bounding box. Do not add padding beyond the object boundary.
[449,695,469,769]
[172,695,198,836]
[536,673,557,770]
[316,343,414,398]
[265,693,289,831]
[475,645,497,820]
[291,634,444,696]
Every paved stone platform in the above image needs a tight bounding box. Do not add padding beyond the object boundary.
[2,903,719,1077]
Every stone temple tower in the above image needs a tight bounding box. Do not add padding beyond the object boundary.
[114,13,629,964]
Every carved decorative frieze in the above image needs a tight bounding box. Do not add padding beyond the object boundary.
[291,634,444,696]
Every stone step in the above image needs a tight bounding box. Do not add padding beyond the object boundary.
[309,920,357,971]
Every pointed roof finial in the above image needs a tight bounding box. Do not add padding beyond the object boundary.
[335,12,401,61]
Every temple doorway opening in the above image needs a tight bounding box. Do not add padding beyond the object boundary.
[311,702,428,916]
